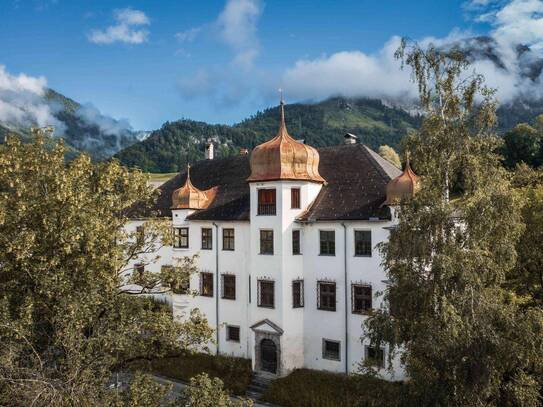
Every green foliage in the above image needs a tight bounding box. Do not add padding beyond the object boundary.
[130,352,253,395]
[0,133,213,406]
[366,39,543,406]
[502,120,543,168]
[114,97,421,173]
[261,368,406,407]
[179,373,253,407]
[378,145,402,168]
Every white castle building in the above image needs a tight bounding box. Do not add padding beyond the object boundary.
[127,102,419,380]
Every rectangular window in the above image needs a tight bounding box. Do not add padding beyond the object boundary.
[257,189,276,215]
[292,230,301,255]
[226,326,240,342]
[291,188,301,209]
[222,228,235,251]
[136,225,145,246]
[134,263,145,275]
[260,230,274,255]
[319,230,335,256]
[201,228,213,250]
[258,280,275,308]
[355,230,372,257]
[352,284,372,314]
[317,281,336,311]
[173,227,189,249]
[365,346,385,368]
[323,339,341,361]
[222,274,236,300]
[200,272,214,297]
[292,280,304,308]
[162,265,190,294]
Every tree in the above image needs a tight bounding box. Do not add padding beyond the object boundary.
[378,145,402,168]
[0,132,213,406]
[502,123,542,168]
[365,40,543,406]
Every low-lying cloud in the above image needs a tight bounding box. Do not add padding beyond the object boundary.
[0,65,65,134]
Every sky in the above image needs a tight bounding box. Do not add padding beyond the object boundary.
[0,0,542,132]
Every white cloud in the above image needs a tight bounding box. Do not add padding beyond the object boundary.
[217,0,263,69]
[88,8,150,45]
[279,0,543,105]
[175,27,202,43]
[0,65,64,134]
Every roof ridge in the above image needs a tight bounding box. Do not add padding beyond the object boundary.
[361,145,402,180]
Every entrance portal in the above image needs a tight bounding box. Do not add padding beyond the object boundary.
[260,339,277,374]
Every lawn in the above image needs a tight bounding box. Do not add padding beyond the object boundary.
[261,368,407,407]
[129,352,252,396]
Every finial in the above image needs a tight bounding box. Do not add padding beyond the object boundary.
[186,164,192,183]
[278,88,285,129]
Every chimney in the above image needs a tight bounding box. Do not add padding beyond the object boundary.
[205,142,214,160]
[239,148,249,155]
[344,133,358,145]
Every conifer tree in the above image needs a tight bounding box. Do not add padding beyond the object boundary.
[365,40,543,406]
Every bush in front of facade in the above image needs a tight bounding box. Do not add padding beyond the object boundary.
[261,368,407,407]
[130,352,252,395]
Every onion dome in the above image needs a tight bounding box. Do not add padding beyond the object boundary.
[247,101,325,183]
[172,165,217,210]
[384,158,420,205]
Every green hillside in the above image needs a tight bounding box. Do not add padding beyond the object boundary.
[114,97,422,173]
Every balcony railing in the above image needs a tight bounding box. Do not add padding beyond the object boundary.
[257,203,276,216]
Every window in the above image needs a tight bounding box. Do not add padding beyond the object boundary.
[260,230,274,255]
[320,230,335,256]
[173,227,189,249]
[226,326,240,342]
[162,265,190,294]
[200,272,214,297]
[317,281,336,311]
[355,230,372,257]
[291,188,300,209]
[223,228,235,251]
[222,274,236,300]
[136,225,145,245]
[292,280,304,308]
[365,346,385,368]
[134,263,145,275]
[352,284,372,314]
[292,230,301,255]
[201,228,212,250]
[323,339,340,361]
[257,189,276,215]
[258,280,274,308]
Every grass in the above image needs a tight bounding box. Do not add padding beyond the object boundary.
[148,172,178,183]
[129,352,252,395]
[261,368,407,407]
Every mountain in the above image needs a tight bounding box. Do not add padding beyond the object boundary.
[114,97,422,173]
[0,89,148,160]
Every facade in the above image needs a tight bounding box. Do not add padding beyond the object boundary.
[126,103,418,380]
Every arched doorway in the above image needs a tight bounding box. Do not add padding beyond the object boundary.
[260,339,277,373]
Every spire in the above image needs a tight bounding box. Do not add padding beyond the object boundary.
[278,88,287,135]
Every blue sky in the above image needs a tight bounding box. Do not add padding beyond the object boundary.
[1,0,539,131]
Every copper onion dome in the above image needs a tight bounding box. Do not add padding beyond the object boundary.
[247,100,325,183]
[384,158,420,205]
[172,165,217,210]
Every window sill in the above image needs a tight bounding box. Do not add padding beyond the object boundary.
[257,305,275,309]
[226,339,240,343]
[293,305,304,309]
[173,247,189,250]
[322,356,341,362]
[319,254,336,257]
[317,308,337,312]
[201,248,213,251]
[354,254,372,258]
[221,297,236,301]
[200,294,214,298]
[352,309,373,316]
[292,253,302,256]
[259,253,274,256]
[222,249,235,252]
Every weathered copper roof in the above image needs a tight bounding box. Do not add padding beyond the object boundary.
[246,102,325,183]
[171,165,217,210]
[383,159,420,205]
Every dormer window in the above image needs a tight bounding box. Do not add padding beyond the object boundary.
[257,189,276,215]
